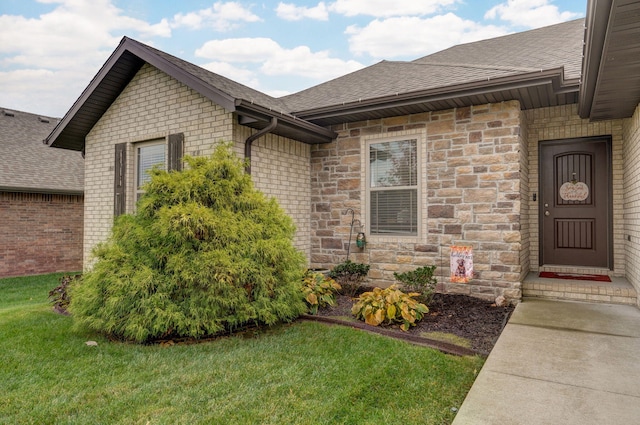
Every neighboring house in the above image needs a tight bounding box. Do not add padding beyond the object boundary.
[47,0,640,305]
[0,108,84,278]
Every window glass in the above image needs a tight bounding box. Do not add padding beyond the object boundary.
[136,142,165,201]
[369,139,418,235]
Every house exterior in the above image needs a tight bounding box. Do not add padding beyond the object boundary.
[47,0,640,305]
[0,107,84,277]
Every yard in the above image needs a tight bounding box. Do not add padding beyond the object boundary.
[0,273,483,424]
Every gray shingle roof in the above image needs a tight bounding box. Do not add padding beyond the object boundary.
[0,108,83,194]
[282,19,584,114]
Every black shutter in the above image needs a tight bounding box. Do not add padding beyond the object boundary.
[168,133,184,172]
[114,143,127,217]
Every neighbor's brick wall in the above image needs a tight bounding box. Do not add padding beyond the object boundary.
[85,63,310,267]
[622,103,640,303]
[524,104,625,276]
[0,192,83,277]
[311,101,524,301]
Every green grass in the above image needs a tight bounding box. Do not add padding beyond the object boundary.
[0,273,484,425]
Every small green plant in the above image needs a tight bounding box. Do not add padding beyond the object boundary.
[301,271,341,314]
[328,260,370,296]
[48,274,81,315]
[394,265,438,304]
[351,285,429,331]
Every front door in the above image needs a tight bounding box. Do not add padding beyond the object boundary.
[540,137,612,268]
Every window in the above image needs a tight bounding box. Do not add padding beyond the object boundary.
[113,133,183,217]
[135,140,166,202]
[368,138,418,235]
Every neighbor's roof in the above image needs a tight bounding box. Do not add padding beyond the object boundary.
[0,108,83,194]
[282,19,585,126]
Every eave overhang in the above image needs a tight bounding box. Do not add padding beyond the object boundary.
[235,100,337,144]
[293,68,580,127]
[579,0,640,120]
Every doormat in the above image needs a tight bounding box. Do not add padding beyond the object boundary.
[539,272,611,282]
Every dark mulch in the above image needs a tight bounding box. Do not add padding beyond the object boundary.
[306,291,515,356]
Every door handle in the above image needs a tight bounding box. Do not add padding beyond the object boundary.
[545,211,550,216]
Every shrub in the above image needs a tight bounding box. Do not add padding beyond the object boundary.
[69,143,307,343]
[48,274,81,315]
[393,265,438,304]
[301,271,341,314]
[351,285,429,331]
[328,260,370,297]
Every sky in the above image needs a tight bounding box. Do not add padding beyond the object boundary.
[0,0,586,118]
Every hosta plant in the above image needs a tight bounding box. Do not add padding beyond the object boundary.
[351,285,429,331]
[301,271,341,314]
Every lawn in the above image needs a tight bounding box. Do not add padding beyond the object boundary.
[0,273,484,424]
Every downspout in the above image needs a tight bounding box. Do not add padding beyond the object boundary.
[244,117,278,174]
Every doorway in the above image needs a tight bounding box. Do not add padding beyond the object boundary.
[539,137,612,268]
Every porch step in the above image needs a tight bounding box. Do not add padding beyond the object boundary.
[522,272,637,306]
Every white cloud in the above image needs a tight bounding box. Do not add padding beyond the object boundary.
[199,61,260,88]
[170,1,261,31]
[0,0,173,116]
[195,37,364,80]
[276,2,329,21]
[485,0,582,28]
[346,13,507,58]
[329,0,458,17]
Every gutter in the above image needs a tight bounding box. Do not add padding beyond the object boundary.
[244,117,278,174]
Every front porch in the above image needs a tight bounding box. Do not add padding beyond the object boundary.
[522,269,637,306]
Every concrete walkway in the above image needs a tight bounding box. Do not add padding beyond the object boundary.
[452,298,640,425]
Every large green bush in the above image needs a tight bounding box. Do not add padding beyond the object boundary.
[70,143,307,343]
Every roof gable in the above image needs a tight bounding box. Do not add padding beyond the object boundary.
[47,37,335,151]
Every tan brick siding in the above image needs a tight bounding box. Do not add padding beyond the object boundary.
[311,101,524,301]
[623,103,640,303]
[524,104,625,276]
[84,63,310,267]
[0,192,83,277]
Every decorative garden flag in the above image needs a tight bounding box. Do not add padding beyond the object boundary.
[450,246,473,283]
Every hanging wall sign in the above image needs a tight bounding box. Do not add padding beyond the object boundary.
[559,181,589,201]
[450,246,473,283]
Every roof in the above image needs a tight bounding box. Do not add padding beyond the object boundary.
[579,0,640,120]
[46,37,336,151]
[46,2,640,151]
[282,19,584,126]
[0,108,83,194]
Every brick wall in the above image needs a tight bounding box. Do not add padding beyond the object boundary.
[623,103,640,304]
[310,101,524,301]
[524,104,625,276]
[0,192,83,277]
[84,63,311,266]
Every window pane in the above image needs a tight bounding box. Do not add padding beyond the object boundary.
[370,189,417,234]
[137,144,165,188]
[370,139,417,188]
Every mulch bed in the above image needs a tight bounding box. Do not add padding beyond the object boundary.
[303,291,515,356]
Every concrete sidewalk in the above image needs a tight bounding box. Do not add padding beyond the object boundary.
[452,298,640,425]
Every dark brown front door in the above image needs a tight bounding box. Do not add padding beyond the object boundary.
[540,137,612,268]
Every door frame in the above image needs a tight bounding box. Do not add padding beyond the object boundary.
[538,136,613,269]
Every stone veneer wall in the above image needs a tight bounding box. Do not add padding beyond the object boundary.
[0,192,83,277]
[310,101,523,301]
[623,103,640,303]
[84,63,311,267]
[523,104,625,276]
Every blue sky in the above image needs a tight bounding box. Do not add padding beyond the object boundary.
[0,0,586,118]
